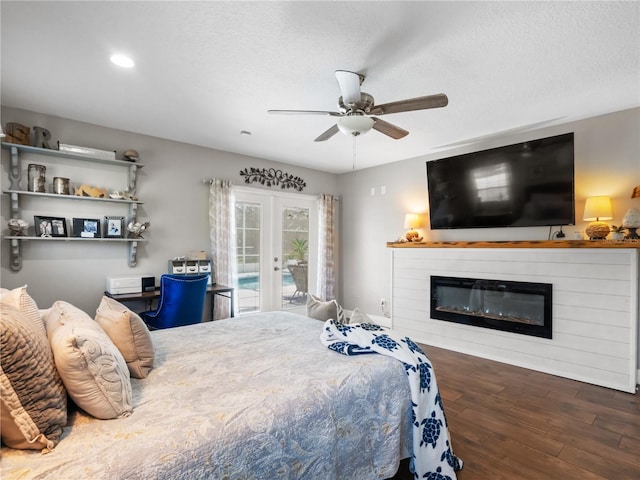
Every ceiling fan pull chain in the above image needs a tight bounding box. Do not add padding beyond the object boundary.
[352,136,356,171]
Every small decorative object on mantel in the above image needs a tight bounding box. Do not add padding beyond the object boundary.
[239,167,306,192]
[622,207,640,239]
[127,221,150,239]
[4,123,30,145]
[8,218,28,236]
[610,225,625,241]
[32,126,53,149]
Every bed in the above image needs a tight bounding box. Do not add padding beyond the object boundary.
[1,310,458,479]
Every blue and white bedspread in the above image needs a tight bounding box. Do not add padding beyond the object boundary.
[321,320,463,480]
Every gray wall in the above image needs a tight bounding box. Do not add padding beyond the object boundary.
[1,107,338,314]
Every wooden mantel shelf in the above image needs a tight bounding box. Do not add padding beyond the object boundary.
[386,240,640,249]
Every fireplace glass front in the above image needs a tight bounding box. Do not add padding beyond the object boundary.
[430,276,552,339]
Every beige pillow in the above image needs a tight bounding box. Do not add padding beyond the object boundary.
[0,305,67,452]
[306,294,346,323]
[0,285,45,337]
[95,296,155,379]
[45,301,133,419]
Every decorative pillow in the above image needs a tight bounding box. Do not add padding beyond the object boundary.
[0,305,67,452]
[95,296,155,379]
[45,301,133,419]
[306,294,346,323]
[0,285,45,337]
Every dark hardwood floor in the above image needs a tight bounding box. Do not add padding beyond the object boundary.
[407,345,640,480]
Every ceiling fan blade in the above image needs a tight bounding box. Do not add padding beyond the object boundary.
[314,124,340,142]
[372,117,409,139]
[335,70,363,105]
[368,93,448,116]
[268,109,342,116]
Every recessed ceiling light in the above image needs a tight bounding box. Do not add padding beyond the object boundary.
[110,54,135,68]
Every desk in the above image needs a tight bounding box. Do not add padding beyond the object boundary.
[105,284,234,321]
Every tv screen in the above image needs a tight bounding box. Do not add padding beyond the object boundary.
[426,132,575,230]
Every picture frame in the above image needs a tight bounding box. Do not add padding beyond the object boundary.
[34,215,67,237]
[72,218,101,238]
[104,216,125,238]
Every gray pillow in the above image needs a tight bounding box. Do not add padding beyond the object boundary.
[349,307,378,325]
[0,305,67,452]
[306,294,346,323]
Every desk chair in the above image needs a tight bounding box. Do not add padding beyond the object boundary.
[140,274,208,330]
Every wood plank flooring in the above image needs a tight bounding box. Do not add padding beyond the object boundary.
[394,345,640,480]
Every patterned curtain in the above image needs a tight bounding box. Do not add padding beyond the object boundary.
[208,179,236,319]
[317,194,337,300]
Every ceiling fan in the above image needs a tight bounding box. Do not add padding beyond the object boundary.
[268,70,448,142]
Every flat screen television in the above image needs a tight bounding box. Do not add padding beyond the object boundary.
[426,132,575,230]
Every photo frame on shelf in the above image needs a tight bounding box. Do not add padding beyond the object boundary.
[104,216,125,238]
[34,215,67,238]
[72,218,101,238]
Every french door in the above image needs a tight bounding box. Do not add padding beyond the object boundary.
[234,187,317,314]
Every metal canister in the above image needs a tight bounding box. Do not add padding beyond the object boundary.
[52,177,70,195]
[27,164,46,192]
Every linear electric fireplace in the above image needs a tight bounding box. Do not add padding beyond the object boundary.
[430,276,552,339]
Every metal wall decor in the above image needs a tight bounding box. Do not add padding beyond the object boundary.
[240,167,306,192]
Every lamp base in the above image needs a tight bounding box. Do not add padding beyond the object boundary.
[406,229,419,241]
[585,221,610,240]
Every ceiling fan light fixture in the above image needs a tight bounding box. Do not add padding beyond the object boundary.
[337,115,374,136]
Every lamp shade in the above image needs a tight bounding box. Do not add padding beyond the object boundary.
[583,196,613,221]
[336,115,374,136]
[404,213,421,229]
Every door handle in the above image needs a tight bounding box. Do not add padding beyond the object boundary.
[274,266,280,271]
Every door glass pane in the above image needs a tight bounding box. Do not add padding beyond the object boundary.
[281,207,309,309]
[236,202,261,314]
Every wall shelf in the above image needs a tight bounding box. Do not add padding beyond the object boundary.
[1,141,147,271]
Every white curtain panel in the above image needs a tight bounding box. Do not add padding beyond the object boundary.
[208,179,236,319]
[317,194,337,300]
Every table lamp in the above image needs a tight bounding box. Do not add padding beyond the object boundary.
[404,213,422,241]
[583,196,612,240]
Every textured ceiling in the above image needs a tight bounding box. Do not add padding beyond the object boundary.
[1,1,639,174]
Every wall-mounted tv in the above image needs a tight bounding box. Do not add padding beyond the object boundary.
[426,132,575,230]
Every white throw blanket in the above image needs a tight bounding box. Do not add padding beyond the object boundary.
[320,320,463,480]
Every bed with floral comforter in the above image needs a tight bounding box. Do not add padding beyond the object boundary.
[1,311,456,479]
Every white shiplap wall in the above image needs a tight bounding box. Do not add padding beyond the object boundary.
[391,248,639,393]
